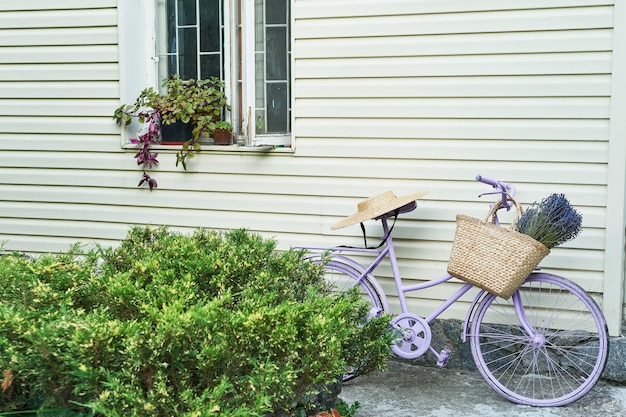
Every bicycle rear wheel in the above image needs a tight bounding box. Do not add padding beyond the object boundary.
[309,257,386,320]
[470,273,608,407]
[307,256,386,381]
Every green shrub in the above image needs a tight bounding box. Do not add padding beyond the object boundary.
[0,227,393,416]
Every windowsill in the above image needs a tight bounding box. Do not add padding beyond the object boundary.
[121,143,292,152]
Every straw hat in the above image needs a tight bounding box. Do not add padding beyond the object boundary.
[331,190,428,230]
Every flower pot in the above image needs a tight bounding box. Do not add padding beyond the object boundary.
[212,128,232,145]
[160,120,193,145]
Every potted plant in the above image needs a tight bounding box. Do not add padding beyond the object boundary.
[113,74,230,188]
[212,121,232,145]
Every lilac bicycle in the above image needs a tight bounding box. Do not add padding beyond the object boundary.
[298,175,608,407]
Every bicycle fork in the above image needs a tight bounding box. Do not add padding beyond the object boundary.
[462,289,543,346]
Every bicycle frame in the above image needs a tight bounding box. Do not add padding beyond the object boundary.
[300,214,483,332]
[299,192,540,351]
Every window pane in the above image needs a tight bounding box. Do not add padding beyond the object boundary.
[178,0,197,25]
[267,82,288,132]
[266,0,286,24]
[266,27,286,80]
[255,53,264,108]
[255,0,264,51]
[166,0,177,53]
[167,55,178,78]
[200,54,221,79]
[178,27,198,79]
[254,0,290,135]
[200,0,220,52]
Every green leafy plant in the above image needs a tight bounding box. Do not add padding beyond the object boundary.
[113,74,231,184]
[0,227,393,417]
[515,194,583,249]
[214,121,233,131]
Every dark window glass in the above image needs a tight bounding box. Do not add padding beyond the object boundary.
[167,55,178,77]
[267,82,288,132]
[266,27,286,80]
[167,0,177,53]
[200,0,220,52]
[200,54,221,79]
[266,0,286,24]
[178,0,197,25]
[178,28,198,79]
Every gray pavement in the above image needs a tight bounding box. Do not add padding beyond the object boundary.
[339,360,626,417]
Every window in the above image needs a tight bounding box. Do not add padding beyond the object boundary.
[152,0,292,146]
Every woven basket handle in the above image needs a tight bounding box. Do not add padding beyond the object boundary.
[483,197,524,229]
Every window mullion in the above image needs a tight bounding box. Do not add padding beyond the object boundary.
[242,0,256,142]
[196,0,201,79]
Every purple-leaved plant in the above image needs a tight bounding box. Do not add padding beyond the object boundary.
[128,111,160,190]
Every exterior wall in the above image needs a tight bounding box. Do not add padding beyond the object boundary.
[0,0,125,252]
[293,0,622,334]
[0,0,623,334]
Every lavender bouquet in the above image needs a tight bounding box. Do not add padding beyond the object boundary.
[515,194,582,249]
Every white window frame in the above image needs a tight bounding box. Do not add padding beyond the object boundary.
[118,0,293,149]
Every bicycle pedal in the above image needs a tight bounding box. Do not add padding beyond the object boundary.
[436,349,451,367]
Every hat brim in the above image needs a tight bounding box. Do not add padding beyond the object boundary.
[331,191,427,230]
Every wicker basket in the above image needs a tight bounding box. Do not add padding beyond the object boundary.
[447,199,550,299]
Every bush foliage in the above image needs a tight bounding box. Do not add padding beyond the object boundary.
[0,227,392,416]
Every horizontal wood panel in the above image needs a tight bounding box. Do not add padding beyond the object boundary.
[294,139,608,163]
[0,168,609,209]
[0,205,604,260]
[0,234,119,255]
[0,218,131,241]
[0,27,117,46]
[0,8,116,29]
[297,97,610,119]
[0,0,116,11]
[0,151,609,186]
[0,99,120,117]
[295,7,614,39]
[295,118,609,140]
[295,75,612,98]
[296,29,612,59]
[0,45,118,64]
[295,52,612,78]
[0,197,321,223]
[0,64,119,81]
[0,81,119,99]
[0,134,122,152]
[0,116,119,135]
[0,198,578,250]
[0,204,320,238]
[295,0,614,19]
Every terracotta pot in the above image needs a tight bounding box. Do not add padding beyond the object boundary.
[212,129,232,145]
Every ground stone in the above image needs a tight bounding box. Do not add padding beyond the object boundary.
[403,318,625,383]
[604,336,626,382]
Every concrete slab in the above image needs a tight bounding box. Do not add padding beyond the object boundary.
[339,360,626,417]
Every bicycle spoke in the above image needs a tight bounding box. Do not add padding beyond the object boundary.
[470,274,608,406]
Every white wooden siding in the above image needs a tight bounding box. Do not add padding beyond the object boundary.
[0,1,123,252]
[0,0,623,334]
[292,0,620,332]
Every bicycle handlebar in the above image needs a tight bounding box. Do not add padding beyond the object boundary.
[475,175,515,209]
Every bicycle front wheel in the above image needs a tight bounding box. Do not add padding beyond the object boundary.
[470,273,608,407]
